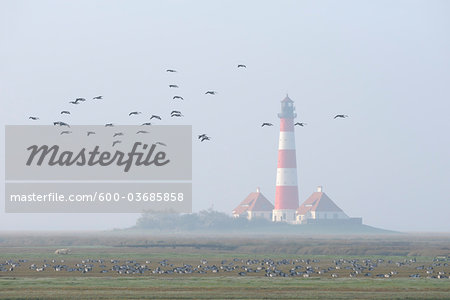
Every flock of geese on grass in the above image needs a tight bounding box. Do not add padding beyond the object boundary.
[1,256,448,278]
[28,64,349,145]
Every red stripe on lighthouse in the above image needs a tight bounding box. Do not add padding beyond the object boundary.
[275,186,299,209]
[277,150,297,168]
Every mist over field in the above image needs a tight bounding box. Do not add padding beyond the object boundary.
[1,0,449,234]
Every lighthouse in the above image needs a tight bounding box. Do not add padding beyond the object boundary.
[272,95,299,223]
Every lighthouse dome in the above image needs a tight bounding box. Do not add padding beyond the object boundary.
[281,94,293,103]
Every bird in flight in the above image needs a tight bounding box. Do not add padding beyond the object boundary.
[171,113,183,117]
[136,130,149,134]
[29,116,39,120]
[113,132,123,137]
[198,134,208,140]
[105,123,114,127]
[60,131,72,135]
[69,100,80,105]
[155,142,167,146]
[141,122,152,126]
[169,84,179,88]
[112,140,122,147]
[87,131,96,136]
[54,121,70,127]
[295,122,307,127]
[61,111,71,115]
[261,123,273,127]
[75,98,86,102]
[129,111,142,116]
[205,91,217,95]
[173,96,184,100]
[150,115,162,120]
[166,69,177,73]
[237,64,246,68]
[334,114,349,119]
[200,136,211,142]
[171,110,182,115]
[93,96,103,100]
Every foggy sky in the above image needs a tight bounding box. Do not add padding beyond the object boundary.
[1,0,449,232]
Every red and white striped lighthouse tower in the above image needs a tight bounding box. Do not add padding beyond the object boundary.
[272,95,299,223]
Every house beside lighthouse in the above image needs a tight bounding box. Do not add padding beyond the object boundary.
[296,186,361,224]
[232,188,274,221]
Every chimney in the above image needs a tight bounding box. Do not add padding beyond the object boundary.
[256,187,260,193]
[317,186,323,192]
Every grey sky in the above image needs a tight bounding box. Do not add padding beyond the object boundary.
[1,0,449,232]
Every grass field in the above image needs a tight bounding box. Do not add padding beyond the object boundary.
[1,276,449,299]
[0,233,449,299]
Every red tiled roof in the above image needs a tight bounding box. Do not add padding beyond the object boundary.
[232,191,274,215]
[296,192,344,215]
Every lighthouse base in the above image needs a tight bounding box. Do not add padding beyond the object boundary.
[272,209,297,223]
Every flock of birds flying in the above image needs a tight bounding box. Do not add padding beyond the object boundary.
[28,64,349,146]
[27,65,251,146]
[28,94,167,146]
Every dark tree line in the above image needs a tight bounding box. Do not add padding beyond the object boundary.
[134,209,283,232]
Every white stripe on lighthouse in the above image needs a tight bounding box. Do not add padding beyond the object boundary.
[276,168,298,186]
[278,132,296,150]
